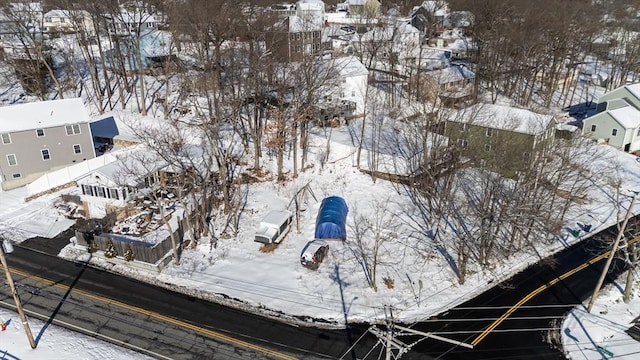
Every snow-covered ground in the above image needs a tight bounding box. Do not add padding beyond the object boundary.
[0,307,152,360]
[563,284,640,360]
[1,120,640,357]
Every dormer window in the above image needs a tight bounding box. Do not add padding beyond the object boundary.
[36,128,45,137]
[1,133,10,144]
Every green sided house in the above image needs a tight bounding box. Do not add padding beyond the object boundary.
[445,104,556,177]
[583,83,640,153]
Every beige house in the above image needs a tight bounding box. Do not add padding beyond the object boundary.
[0,98,96,190]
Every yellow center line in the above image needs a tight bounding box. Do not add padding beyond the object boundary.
[5,266,298,360]
[470,235,640,347]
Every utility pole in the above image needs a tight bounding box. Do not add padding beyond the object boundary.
[0,239,37,348]
[588,191,638,313]
[341,305,473,360]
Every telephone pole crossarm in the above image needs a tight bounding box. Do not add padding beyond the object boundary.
[394,325,474,349]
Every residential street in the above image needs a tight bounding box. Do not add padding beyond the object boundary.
[0,217,635,360]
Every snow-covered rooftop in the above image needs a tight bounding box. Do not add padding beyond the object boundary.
[451,103,554,135]
[332,55,368,77]
[608,105,640,129]
[426,65,474,85]
[0,98,90,133]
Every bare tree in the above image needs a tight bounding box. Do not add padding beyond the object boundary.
[347,199,397,291]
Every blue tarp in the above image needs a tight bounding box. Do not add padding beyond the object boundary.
[315,196,348,240]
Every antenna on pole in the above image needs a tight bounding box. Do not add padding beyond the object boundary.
[366,305,473,360]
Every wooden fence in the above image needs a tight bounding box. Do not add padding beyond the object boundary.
[75,216,188,265]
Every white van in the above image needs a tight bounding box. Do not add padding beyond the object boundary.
[254,210,293,244]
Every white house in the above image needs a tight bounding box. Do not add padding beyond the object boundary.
[394,22,421,50]
[76,148,166,218]
[107,11,157,35]
[333,56,368,115]
[43,9,96,36]
[296,0,325,21]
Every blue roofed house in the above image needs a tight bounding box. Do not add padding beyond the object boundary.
[0,98,96,190]
[582,83,640,153]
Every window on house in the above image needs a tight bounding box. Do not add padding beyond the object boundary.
[109,188,120,200]
[637,128,640,137]
[81,184,90,195]
[523,152,531,159]
[295,45,301,53]
[486,128,493,137]
[612,129,618,136]
[484,144,491,152]
[460,123,467,132]
[96,186,106,198]
[7,154,17,166]
[36,128,45,137]
[73,144,82,154]
[65,124,81,135]
[457,138,468,148]
[1,133,10,144]
[12,173,21,179]
[41,149,51,160]
[591,124,597,132]
[147,22,154,28]
[296,33,301,40]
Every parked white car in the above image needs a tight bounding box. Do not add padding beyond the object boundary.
[300,240,329,270]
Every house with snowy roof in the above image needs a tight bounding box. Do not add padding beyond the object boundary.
[339,0,381,17]
[581,83,640,153]
[408,64,474,106]
[595,83,640,113]
[104,11,157,35]
[312,56,368,123]
[582,103,640,153]
[444,104,556,176]
[265,14,328,62]
[75,147,166,218]
[410,0,449,36]
[0,98,96,190]
[43,9,95,36]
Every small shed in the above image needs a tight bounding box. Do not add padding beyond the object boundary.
[314,196,348,240]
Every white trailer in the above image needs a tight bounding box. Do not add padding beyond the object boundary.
[254,210,293,244]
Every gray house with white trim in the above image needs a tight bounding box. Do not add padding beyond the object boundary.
[0,98,96,190]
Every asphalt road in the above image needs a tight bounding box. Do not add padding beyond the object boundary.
[3,245,355,359]
[2,220,634,360]
[402,227,630,360]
